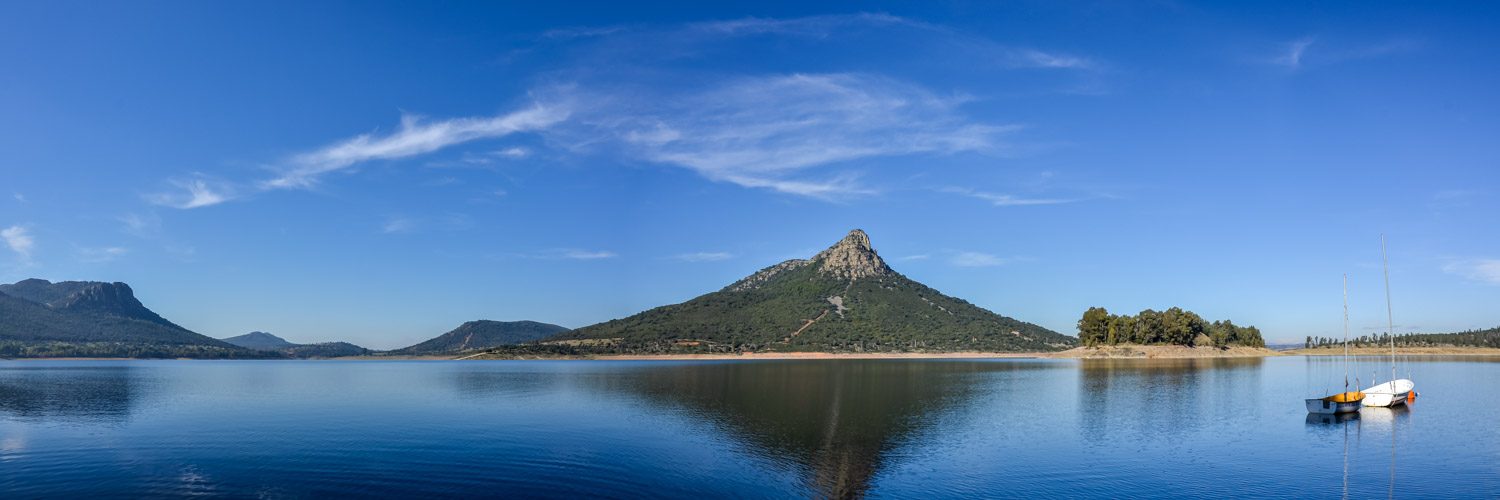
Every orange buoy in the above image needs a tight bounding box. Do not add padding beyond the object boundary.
[1407,391,1417,403]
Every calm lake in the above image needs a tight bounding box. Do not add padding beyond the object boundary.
[2,357,1497,498]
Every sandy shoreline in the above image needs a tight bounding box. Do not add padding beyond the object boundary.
[1285,346,1500,356]
[10,345,1500,361]
[465,351,1050,361]
[1046,345,1284,359]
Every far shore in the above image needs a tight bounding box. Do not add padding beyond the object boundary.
[11,345,1500,361]
[1285,346,1500,356]
[460,351,1050,361]
[1046,345,1285,359]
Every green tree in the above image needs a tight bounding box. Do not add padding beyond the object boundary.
[1108,314,1134,346]
[1077,307,1111,347]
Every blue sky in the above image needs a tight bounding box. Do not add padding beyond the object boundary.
[3,2,1498,349]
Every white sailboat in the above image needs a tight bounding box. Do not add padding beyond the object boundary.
[1307,275,1365,414]
[1362,234,1415,407]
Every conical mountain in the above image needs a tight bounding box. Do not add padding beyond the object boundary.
[394,320,571,354]
[549,230,1073,353]
[222,331,298,350]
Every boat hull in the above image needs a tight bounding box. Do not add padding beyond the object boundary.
[1361,379,1414,407]
[1306,391,1365,414]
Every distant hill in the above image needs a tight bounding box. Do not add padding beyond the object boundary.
[222,331,299,350]
[283,342,370,358]
[0,279,260,358]
[534,230,1074,355]
[394,320,570,354]
[222,331,371,357]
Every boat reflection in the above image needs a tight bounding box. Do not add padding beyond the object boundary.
[1305,411,1361,426]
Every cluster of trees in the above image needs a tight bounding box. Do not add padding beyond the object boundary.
[1306,326,1500,349]
[0,341,277,359]
[1077,306,1266,348]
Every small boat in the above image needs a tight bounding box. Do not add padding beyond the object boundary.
[1361,235,1416,407]
[1307,390,1366,414]
[1307,275,1365,414]
[1362,379,1414,408]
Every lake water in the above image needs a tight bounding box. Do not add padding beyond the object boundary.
[2,356,1497,498]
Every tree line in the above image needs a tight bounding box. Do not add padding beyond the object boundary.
[1077,306,1266,348]
[1306,326,1500,349]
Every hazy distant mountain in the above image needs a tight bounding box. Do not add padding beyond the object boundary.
[394,320,570,354]
[544,230,1074,353]
[0,279,232,348]
[221,331,371,357]
[283,342,370,358]
[222,331,298,350]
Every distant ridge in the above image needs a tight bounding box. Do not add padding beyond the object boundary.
[222,331,299,350]
[221,331,371,357]
[539,229,1074,354]
[394,320,570,354]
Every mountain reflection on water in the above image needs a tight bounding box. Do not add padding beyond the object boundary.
[0,365,140,423]
[2,358,1498,499]
[567,360,1051,499]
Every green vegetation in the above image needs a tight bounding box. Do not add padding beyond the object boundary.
[1305,326,1500,349]
[0,340,277,359]
[1076,306,1265,348]
[281,342,370,358]
[517,255,1072,356]
[221,331,299,350]
[391,320,570,355]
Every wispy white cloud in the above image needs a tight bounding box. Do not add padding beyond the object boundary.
[118,213,161,238]
[555,73,1013,198]
[148,103,567,208]
[2,225,36,263]
[264,103,569,190]
[951,251,1012,267]
[565,250,616,260]
[942,187,1075,206]
[495,147,530,159]
[382,218,415,234]
[147,177,233,209]
[675,252,733,262]
[150,13,1089,207]
[11,193,22,203]
[683,14,1093,69]
[1015,49,1092,69]
[1264,37,1419,69]
[897,254,930,261]
[381,214,472,234]
[1269,37,1316,67]
[1443,258,1500,285]
[508,249,618,260]
[78,246,127,263]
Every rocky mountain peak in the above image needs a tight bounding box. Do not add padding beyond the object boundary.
[813,229,892,280]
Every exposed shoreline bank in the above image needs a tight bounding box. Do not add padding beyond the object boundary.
[1046,345,1284,358]
[1286,346,1500,356]
[11,345,1500,361]
[462,351,1050,361]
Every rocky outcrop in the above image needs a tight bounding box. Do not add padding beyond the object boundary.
[728,259,814,292]
[812,229,892,280]
[50,282,186,330]
[0,279,187,331]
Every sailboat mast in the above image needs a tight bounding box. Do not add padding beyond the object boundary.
[1343,274,1350,389]
[1381,234,1395,384]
